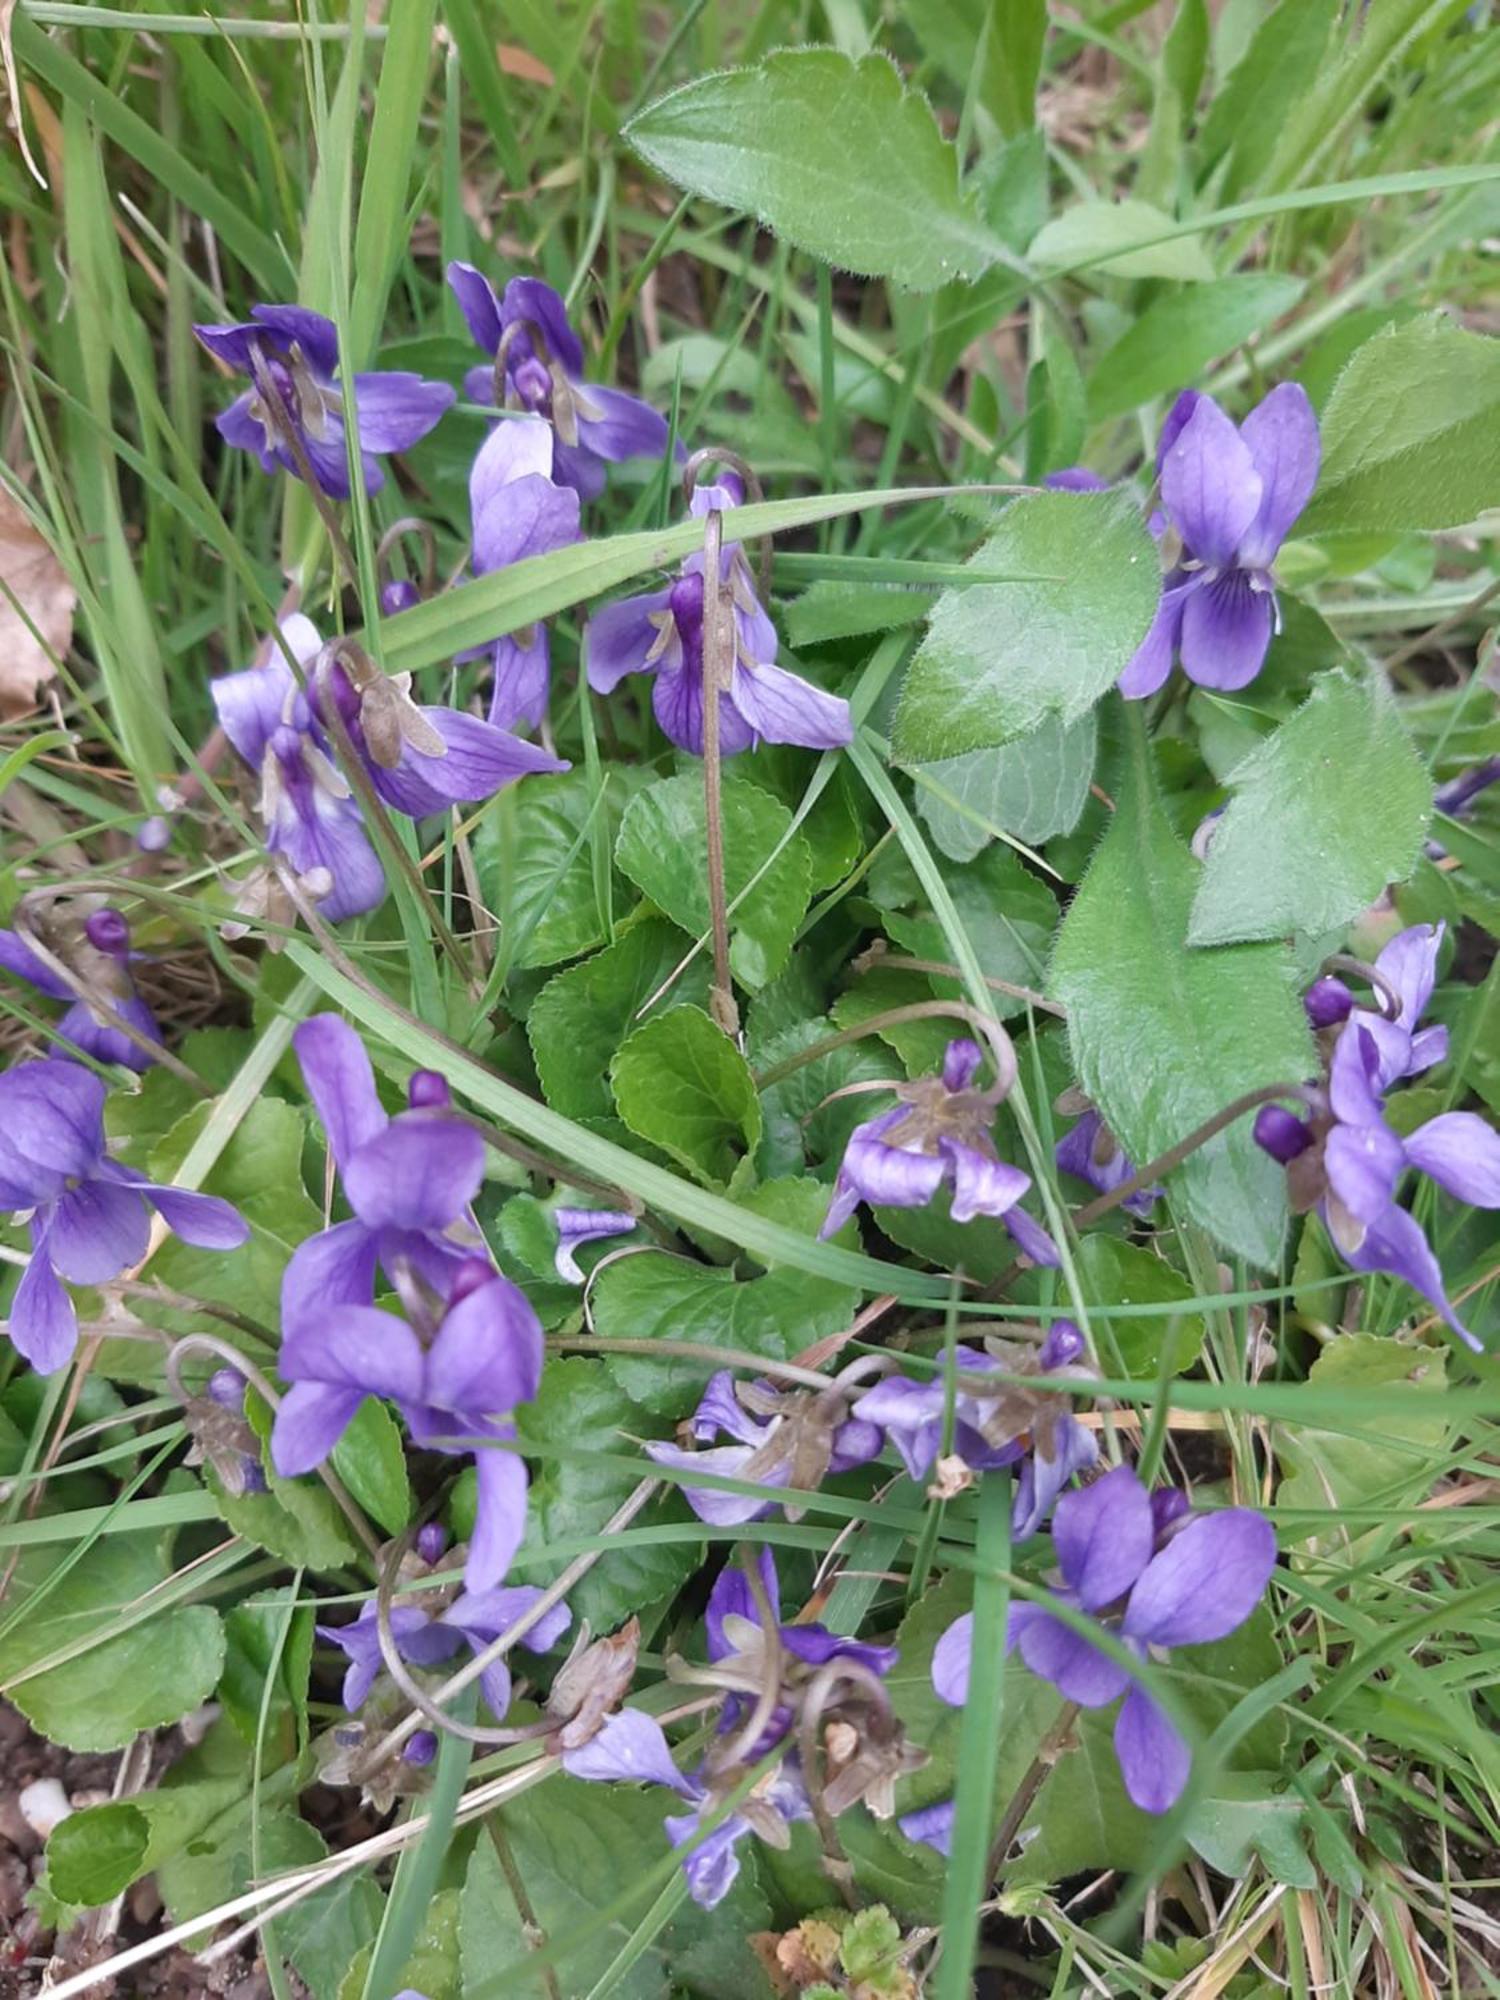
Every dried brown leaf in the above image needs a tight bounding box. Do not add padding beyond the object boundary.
[0,492,74,719]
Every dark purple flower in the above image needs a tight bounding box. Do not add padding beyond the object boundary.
[587,477,853,757]
[0,1059,248,1373]
[447,264,671,500]
[194,305,454,499]
[0,908,163,1071]
[644,1369,882,1527]
[553,1207,636,1284]
[319,1583,570,1718]
[1433,755,1500,820]
[932,1465,1276,1813]
[468,415,583,731]
[1054,1110,1159,1217]
[1303,976,1354,1029]
[819,1038,1057,1264]
[1121,384,1319,699]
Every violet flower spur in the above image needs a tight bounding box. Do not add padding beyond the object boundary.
[0,906,162,1071]
[932,1465,1276,1813]
[644,1367,883,1527]
[468,415,582,731]
[819,1036,1058,1265]
[553,1206,636,1283]
[1054,1105,1160,1217]
[1121,383,1320,698]
[447,262,671,500]
[586,476,854,756]
[0,1059,248,1373]
[194,305,454,499]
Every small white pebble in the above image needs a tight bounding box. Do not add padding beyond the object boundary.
[18,1778,72,1839]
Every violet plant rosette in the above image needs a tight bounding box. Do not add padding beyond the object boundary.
[932,1465,1277,1813]
[467,415,583,731]
[448,262,671,499]
[819,1037,1058,1265]
[1254,924,1500,1350]
[0,1059,249,1372]
[586,474,853,756]
[194,305,454,498]
[0,907,163,1071]
[1121,383,1319,698]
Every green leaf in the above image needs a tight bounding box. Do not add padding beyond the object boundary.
[785,582,929,647]
[1073,1236,1205,1378]
[341,1883,462,2000]
[912,710,1097,861]
[1050,716,1314,1265]
[0,1537,225,1752]
[1028,197,1215,281]
[331,1398,413,1539]
[281,1871,385,2000]
[1088,274,1304,418]
[1198,0,1341,200]
[610,1006,763,1190]
[219,1589,313,1764]
[615,771,812,991]
[625,49,1006,290]
[1301,314,1500,535]
[208,1393,360,1571]
[46,1802,150,1908]
[509,1359,700,1630]
[1189,671,1432,946]
[1183,1776,1317,1890]
[872,840,1056,1018]
[473,769,630,972]
[909,0,1047,137]
[159,1804,325,1927]
[890,492,1160,759]
[527,919,706,1120]
[591,1243,858,1417]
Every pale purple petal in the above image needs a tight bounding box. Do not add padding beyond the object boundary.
[1114,1686,1192,1813]
[1403,1112,1500,1206]
[1043,467,1109,493]
[931,1611,974,1706]
[341,1117,486,1230]
[1178,572,1275,692]
[271,1380,365,1474]
[0,1060,107,1198]
[1155,391,1201,476]
[643,1441,780,1525]
[282,1220,379,1332]
[562,1709,693,1792]
[348,372,455,453]
[133,1180,249,1250]
[1123,1510,1276,1647]
[727,661,853,750]
[1373,924,1443,1033]
[1407,1024,1449,1075]
[1327,1020,1385,1127]
[425,1274,544,1416]
[939,1139,1031,1224]
[467,1442,530,1591]
[1238,383,1320,569]
[0,929,74,999]
[942,1039,984,1091]
[1016,1609,1132,1707]
[1160,395,1263,566]
[1012,1413,1099,1542]
[1340,1202,1481,1352]
[215,389,273,463]
[446,1585,570,1656]
[554,1208,636,1285]
[211,658,297,770]
[575,385,672,465]
[469,414,557,516]
[1054,1465,1154,1611]
[689,1371,768,1448]
[706,1549,777,1660]
[779,1625,898,1678]
[370,705,566,817]
[667,1813,746,1910]
[585,590,672,694]
[1002,1205,1061,1268]
[294,1015,389,1168]
[56,995,164,1073]
[898,1800,955,1856]
[447,261,504,354]
[655,660,756,758]
[280,1305,427,1402]
[44,1179,150,1284]
[249,305,340,373]
[10,1239,78,1374]
[487,631,551,733]
[194,318,267,371]
[1324,1118,1406,1225]
[549,436,608,501]
[838,1110,946,1213]
[1118,580,1190,699]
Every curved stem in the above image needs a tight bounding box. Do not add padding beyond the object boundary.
[1320,953,1402,1021]
[1069,1082,1315,1230]
[720,1543,785,1767]
[853,946,1065,1018]
[683,445,771,598]
[752,1000,1014,1091]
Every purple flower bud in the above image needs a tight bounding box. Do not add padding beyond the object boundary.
[403,1730,439,1767]
[380,578,422,616]
[1038,1319,1086,1371]
[136,816,172,853]
[83,908,131,959]
[415,1522,449,1565]
[408,1070,451,1111]
[1253,1104,1313,1164]
[1304,976,1354,1029]
[207,1368,248,1413]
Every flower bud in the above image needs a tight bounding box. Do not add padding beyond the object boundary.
[380,578,422,616]
[1253,1104,1313,1165]
[83,908,130,959]
[403,1730,438,1767]
[1304,976,1353,1029]
[408,1069,450,1111]
[415,1522,449,1565]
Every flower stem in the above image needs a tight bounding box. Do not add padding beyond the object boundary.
[699,502,739,1037]
[1069,1081,1313,1229]
[853,943,1065,1018]
[986,1699,1080,1882]
[751,999,1008,1090]
[246,345,361,588]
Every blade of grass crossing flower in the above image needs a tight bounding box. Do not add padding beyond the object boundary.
[361,1685,476,2000]
[935,1471,1011,2000]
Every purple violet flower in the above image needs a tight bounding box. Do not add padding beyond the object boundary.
[194,305,454,499]
[468,416,582,731]
[1042,467,1109,493]
[898,1798,955,1857]
[0,1059,249,1373]
[932,1465,1276,1813]
[319,1584,570,1718]
[1054,1109,1159,1217]
[448,263,671,500]
[553,1207,636,1284]
[1121,384,1319,699]
[0,908,163,1071]
[819,1037,1058,1264]
[1433,756,1500,824]
[587,476,853,757]
[644,1368,883,1527]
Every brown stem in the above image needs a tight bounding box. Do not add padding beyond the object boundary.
[246,345,361,588]
[853,945,1065,1018]
[751,1000,1012,1091]
[1069,1082,1313,1230]
[486,1818,563,2000]
[683,446,771,599]
[721,1544,785,1766]
[986,1700,1080,1882]
[699,504,739,1037]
